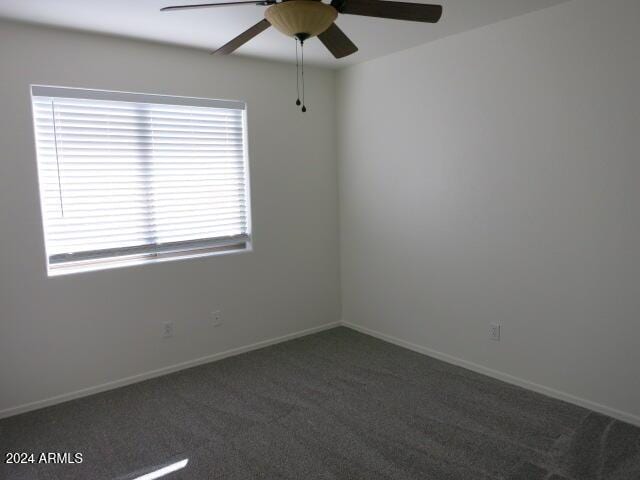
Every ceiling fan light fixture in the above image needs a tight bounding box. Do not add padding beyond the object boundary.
[265,0,337,39]
[163,0,443,112]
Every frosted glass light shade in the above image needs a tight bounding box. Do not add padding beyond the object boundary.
[265,0,337,39]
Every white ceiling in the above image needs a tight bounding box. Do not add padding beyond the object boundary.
[0,0,570,67]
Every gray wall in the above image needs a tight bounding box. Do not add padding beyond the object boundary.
[337,0,640,423]
[0,20,340,415]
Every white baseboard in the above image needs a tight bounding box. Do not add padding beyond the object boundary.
[0,321,340,420]
[342,321,640,428]
[4,320,639,428]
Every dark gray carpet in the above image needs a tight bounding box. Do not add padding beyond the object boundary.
[1,327,639,480]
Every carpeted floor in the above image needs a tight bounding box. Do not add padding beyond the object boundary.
[1,327,639,480]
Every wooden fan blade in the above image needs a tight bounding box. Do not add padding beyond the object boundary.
[318,23,358,59]
[334,0,442,23]
[212,19,271,55]
[161,1,272,12]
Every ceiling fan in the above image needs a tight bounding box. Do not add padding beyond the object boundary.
[161,0,442,111]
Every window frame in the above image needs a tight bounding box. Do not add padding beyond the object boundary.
[30,85,253,276]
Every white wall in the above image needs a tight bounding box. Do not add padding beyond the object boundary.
[337,0,640,423]
[0,20,340,416]
[3,0,639,425]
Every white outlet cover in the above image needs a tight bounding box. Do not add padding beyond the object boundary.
[211,311,223,327]
[490,323,501,341]
[162,321,174,338]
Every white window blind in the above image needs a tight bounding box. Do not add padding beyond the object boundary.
[31,86,251,275]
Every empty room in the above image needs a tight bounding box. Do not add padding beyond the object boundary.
[0,0,638,479]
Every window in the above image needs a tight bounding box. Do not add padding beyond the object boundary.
[31,86,251,276]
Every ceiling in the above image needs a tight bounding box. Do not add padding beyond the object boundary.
[0,0,570,67]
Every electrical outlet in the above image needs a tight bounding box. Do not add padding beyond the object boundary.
[211,310,223,327]
[490,323,501,341]
[162,321,174,338]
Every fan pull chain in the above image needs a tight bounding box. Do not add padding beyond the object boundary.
[294,37,307,113]
[300,39,307,113]
[295,39,301,106]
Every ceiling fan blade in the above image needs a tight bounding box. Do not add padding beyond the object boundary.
[212,19,271,55]
[161,1,272,12]
[318,23,358,59]
[333,0,442,23]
